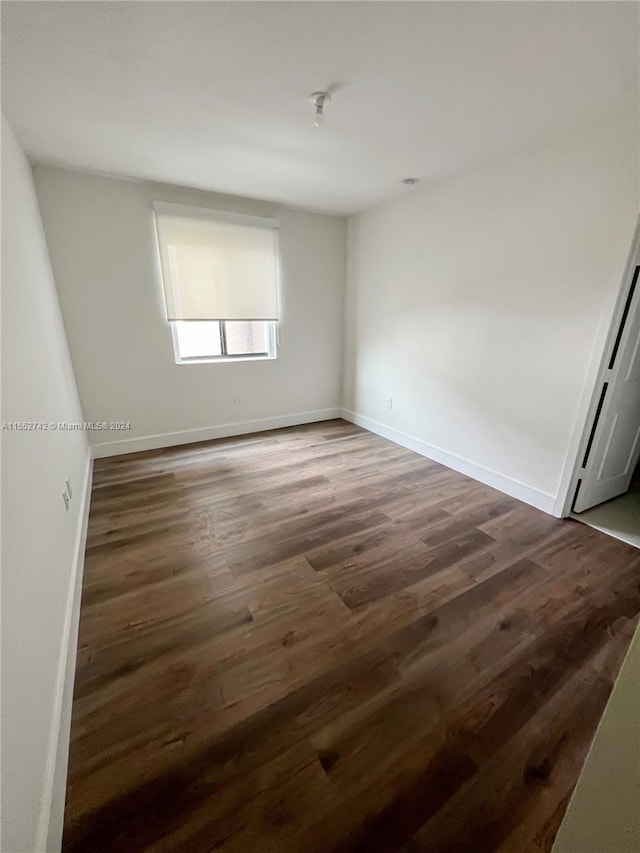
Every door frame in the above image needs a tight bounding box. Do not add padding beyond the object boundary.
[554,216,640,517]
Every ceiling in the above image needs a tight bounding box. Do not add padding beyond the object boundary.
[2,1,637,215]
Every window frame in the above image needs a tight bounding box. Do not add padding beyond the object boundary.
[170,320,277,365]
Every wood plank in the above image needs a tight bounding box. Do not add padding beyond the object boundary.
[62,420,640,852]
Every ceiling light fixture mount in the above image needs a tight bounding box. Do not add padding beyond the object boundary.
[310,91,331,127]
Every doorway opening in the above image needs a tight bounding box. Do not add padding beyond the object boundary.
[556,218,640,549]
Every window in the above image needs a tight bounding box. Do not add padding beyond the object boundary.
[172,320,276,363]
[153,201,280,364]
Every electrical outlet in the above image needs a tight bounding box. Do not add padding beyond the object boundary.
[65,476,73,499]
[62,490,70,511]
[386,397,393,409]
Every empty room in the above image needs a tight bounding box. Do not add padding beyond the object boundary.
[2,2,640,852]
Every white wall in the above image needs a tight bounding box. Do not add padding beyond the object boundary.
[33,167,346,455]
[1,117,91,852]
[343,117,639,508]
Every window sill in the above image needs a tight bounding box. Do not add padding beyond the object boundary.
[175,354,277,365]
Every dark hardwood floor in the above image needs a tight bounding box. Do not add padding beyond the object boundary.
[63,419,640,852]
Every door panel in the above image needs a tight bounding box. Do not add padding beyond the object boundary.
[596,407,640,480]
[574,263,640,513]
[625,334,640,381]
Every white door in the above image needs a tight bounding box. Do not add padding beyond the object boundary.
[574,261,640,512]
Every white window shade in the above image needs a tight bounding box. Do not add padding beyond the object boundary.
[154,202,279,321]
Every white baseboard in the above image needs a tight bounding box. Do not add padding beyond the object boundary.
[91,408,342,458]
[36,448,93,852]
[341,408,557,515]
